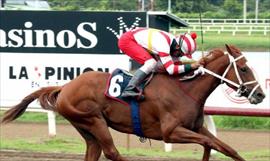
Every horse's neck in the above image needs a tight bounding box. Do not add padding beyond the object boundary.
[191,54,230,104]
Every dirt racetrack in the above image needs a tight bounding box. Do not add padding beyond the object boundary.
[0,150,221,161]
[1,122,270,161]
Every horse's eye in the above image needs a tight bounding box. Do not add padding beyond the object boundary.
[240,67,247,72]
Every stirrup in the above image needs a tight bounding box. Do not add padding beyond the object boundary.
[121,90,140,97]
[121,87,145,101]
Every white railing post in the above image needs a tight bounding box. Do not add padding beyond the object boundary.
[164,143,172,152]
[47,111,56,137]
[204,115,217,154]
[204,115,217,137]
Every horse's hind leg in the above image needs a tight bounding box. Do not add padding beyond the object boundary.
[74,126,102,161]
[57,99,126,161]
[86,117,128,161]
[85,139,101,161]
[71,116,127,161]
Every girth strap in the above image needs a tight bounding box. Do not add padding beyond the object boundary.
[129,99,144,137]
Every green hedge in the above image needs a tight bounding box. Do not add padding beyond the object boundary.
[213,116,270,130]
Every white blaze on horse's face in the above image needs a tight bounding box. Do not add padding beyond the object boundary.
[224,47,265,105]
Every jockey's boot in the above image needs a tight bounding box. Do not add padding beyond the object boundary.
[121,70,147,99]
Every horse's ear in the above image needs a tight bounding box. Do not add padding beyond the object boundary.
[225,44,232,55]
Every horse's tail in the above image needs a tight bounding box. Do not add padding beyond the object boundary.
[1,86,61,124]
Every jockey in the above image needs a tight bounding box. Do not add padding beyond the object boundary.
[118,27,204,98]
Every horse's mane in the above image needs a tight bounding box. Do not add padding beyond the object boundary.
[203,48,225,65]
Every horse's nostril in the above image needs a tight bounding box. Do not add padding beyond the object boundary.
[256,92,265,99]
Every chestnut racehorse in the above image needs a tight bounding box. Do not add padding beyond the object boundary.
[1,45,265,161]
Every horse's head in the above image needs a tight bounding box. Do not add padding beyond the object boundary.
[223,44,265,104]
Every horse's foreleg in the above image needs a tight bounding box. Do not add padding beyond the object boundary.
[202,146,211,161]
[198,127,245,161]
[162,126,245,161]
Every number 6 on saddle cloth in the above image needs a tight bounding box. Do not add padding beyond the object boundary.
[105,68,152,138]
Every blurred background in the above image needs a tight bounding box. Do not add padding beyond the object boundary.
[2,0,270,19]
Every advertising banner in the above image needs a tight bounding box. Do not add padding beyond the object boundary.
[0,11,146,54]
[0,53,130,107]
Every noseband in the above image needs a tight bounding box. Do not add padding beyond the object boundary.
[198,54,259,99]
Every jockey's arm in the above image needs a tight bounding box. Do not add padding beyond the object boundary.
[159,54,193,75]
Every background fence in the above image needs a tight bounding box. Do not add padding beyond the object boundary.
[171,18,270,36]
[182,18,270,24]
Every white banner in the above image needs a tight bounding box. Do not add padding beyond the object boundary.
[0,53,130,107]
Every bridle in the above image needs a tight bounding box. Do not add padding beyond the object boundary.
[177,33,187,56]
[220,54,259,99]
[195,54,259,100]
